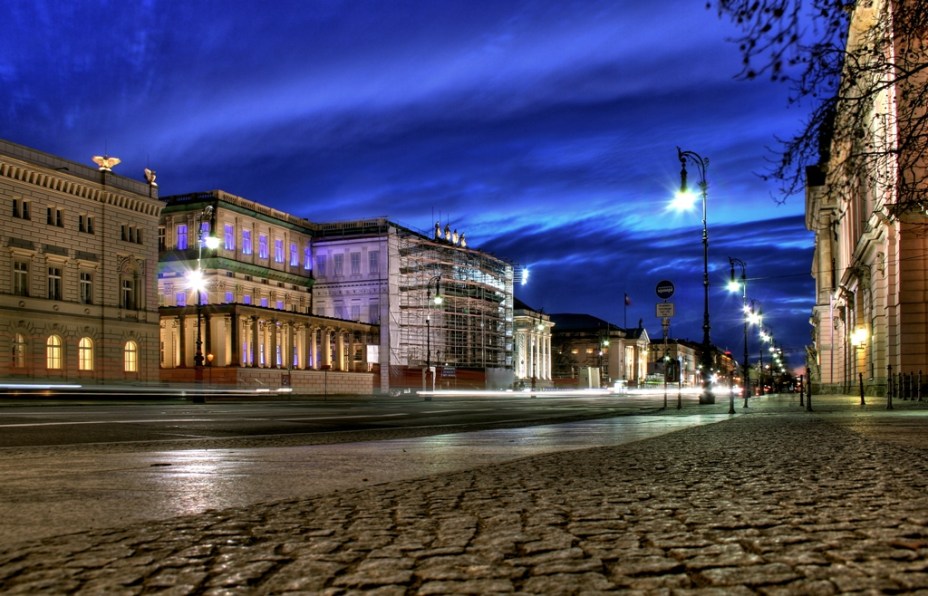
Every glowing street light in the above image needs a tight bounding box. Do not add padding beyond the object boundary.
[425,275,442,394]
[675,147,714,404]
[728,257,749,407]
[189,206,219,371]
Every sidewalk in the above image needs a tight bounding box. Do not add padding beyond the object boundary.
[2,393,928,593]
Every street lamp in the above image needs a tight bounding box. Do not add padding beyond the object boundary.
[759,325,770,394]
[425,275,442,393]
[187,206,220,373]
[728,257,750,407]
[675,147,714,404]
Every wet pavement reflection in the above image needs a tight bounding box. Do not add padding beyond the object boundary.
[0,412,729,544]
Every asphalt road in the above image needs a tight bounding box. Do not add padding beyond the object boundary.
[0,393,668,450]
[0,391,727,545]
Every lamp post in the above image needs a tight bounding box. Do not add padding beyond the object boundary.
[728,257,750,407]
[189,206,219,373]
[425,275,442,394]
[759,326,769,394]
[675,147,714,404]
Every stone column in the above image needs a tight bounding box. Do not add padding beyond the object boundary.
[251,316,259,367]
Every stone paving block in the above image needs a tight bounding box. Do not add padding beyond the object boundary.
[608,554,684,577]
[521,571,613,593]
[7,402,928,593]
[699,562,802,587]
[417,578,515,594]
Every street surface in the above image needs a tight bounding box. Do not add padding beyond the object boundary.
[4,391,927,593]
[0,391,674,449]
[0,391,722,545]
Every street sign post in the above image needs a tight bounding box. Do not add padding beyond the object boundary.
[656,302,675,318]
[656,280,675,300]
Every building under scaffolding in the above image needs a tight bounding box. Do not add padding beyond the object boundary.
[312,219,514,391]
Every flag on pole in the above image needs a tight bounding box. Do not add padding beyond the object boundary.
[624,293,631,306]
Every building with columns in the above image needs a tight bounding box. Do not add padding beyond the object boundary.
[158,191,378,393]
[513,300,553,389]
[0,139,163,384]
[549,313,650,387]
[806,0,928,395]
[312,219,515,391]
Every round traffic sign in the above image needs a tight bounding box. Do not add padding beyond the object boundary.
[656,280,675,300]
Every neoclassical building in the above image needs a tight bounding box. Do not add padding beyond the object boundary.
[312,219,515,390]
[549,313,650,387]
[513,300,553,389]
[0,139,163,383]
[806,0,928,394]
[157,191,378,393]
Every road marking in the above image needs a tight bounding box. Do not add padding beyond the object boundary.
[0,418,217,428]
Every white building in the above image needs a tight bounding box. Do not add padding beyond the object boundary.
[313,219,514,391]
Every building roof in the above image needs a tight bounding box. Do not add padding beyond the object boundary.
[549,313,622,333]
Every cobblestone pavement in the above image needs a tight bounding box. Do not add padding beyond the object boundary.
[3,394,928,594]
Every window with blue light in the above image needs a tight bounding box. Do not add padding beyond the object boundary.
[274,239,284,263]
[259,234,268,259]
[242,230,252,255]
[176,224,188,250]
[224,224,235,250]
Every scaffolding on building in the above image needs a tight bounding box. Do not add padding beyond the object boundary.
[396,227,513,372]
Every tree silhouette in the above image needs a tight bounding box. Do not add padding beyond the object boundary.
[711,0,928,217]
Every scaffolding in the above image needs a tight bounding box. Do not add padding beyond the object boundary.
[396,228,513,371]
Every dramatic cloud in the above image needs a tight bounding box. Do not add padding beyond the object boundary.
[1,0,815,366]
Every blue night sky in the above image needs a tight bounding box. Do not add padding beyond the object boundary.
[1,0,815,369]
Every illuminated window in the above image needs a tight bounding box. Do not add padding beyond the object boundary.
[124,340,138,372]
[223,224,235,251]
[176,224,188,250]
[258,234,269,259]
[46,335,62,370]
[304,245,312,270]
[242,230,253,255]
[290,243,299,267]
[274,239,284,263]
[78,337,94,371]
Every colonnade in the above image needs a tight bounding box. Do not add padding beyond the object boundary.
[161,306,375,372]
[515,327,552,381]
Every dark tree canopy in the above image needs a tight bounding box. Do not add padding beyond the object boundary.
[711,0,928,214]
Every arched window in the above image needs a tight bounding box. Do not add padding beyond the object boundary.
[46,335,62,370]
[12,333,26,369]
[78,337,94,371]
[124,340,138,372]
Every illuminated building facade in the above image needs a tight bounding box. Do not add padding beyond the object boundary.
[158,191,378,393]
[312,219,514,390]
[513,300,553,388]
[0,139,162,383]
[549,313,650,387]
[806,0,928,394]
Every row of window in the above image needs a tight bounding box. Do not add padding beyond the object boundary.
[165,223,314,270]
[12,260,143,309]
[11,333,139,372]
[170,290,310,313]
[13,199,104,238]
[316,251,380,278]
